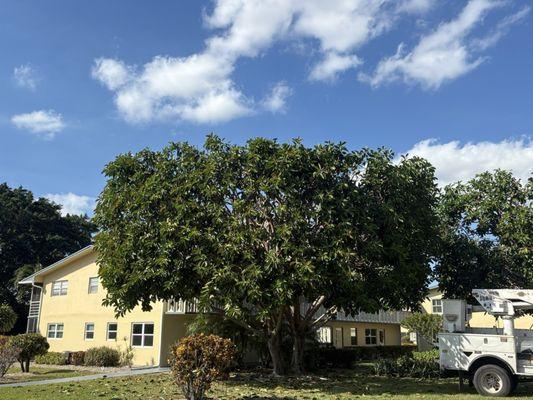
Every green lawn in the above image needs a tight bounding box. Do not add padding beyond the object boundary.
[0,369,532,400]
[1,365,91,384]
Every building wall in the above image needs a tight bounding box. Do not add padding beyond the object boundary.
[324,321,401,348]
[37,252,163,366]
[423,288,533,330]
[159,313,197,366]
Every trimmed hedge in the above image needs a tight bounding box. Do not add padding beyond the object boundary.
[306,345,416,369]
[84,346,120,367]
[35,352,67,365]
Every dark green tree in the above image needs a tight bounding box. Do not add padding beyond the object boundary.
[0,304,17,333]
[436,170,532,299]
[94,136,440,374]
[0,184,97,331]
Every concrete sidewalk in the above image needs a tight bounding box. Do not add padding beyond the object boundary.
[0,366,169,388]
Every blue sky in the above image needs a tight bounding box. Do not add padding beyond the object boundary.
[1,0,532,215]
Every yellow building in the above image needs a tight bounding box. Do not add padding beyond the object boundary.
[422,285,533,330]
[20,245,404,366]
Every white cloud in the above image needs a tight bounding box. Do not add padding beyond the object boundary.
[471,6,530,51]
[360,0,507,89]
[45,193,96,216]
[262,82,292,113]
[91,1,400,124]
[396,0,435,15]
[11,110,65,139]
[401,138,533,186]
[91,58,132,90]
[309,52,362,82]
[13,64,38,90]
[93,0,520,123]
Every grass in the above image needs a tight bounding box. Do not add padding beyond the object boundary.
[0,368,532,400]
[0,365,92,384]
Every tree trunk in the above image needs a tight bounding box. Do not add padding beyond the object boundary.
[267,334,285,375]
[25,359,30,373]
[19,360,25,373]
[291,331,305,374]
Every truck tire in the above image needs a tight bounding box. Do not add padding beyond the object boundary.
[473,364,512,397]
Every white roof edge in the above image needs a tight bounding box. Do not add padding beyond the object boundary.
[18,245,94,285]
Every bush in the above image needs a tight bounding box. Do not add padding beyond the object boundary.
[84,346,120,367]
[9,333,49,372]
[374,354,440,378]
[71,351,86,366]
[0,305,17,334]
[170,334,236,400]
[306,345,416,369]
[35,352,67,365]
[412,349,439,362]
[0,335,20,378]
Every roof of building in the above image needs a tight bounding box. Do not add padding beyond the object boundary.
[19,245,95,285]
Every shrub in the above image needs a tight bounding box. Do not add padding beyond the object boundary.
[0,336,20,378]
[306,345,416,370]
[170,334,236,400]
[118,338,134,367]
[84,346,120,367]
[35,352,67,365]
[0,305,17,334]
[71,351,86,366]
[412,349,439,362]
[9,333,49,372]
[374,354,440,378]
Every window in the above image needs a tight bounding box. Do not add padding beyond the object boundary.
[350,328,357,346]
[84,323,95,340]
[107,323,118,341]
[51,280,68,296]
[47,323,64,339]
[432,299,443,314]
[316,327,332,344]
[365,328,377,345]
[88,277,99,294]
[131,323,154,347]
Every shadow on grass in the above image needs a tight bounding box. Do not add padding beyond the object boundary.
[219,369,533,399]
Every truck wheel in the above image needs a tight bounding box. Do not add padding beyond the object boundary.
[473,364,512,397]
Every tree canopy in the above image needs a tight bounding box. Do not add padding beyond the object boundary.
[436,170,532,299]
[0,183,96,331]
[95,136,440,373]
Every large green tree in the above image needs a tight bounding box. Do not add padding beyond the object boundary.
[436,170,532,299]
[0,183,96,331]
[95,136,439,374]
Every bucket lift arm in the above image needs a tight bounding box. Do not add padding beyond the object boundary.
[472,289,533,336]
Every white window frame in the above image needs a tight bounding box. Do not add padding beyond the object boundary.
[51,280,68,296]
[47,323,64,339]
[131,322,154,348]
[106,322,118,341]
[88,277,99,294]
[432,299,443,314]
[84,323,95,340]
[350,327,357,346]
[365,328,377,345]
[316,326,332,344]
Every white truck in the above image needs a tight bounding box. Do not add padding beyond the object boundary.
[438,289,533,397]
